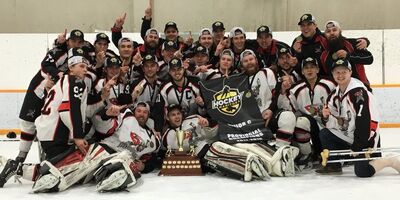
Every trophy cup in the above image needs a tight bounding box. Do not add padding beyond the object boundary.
[159,129,203,176]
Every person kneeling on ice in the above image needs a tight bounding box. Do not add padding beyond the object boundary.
[316,59,400,176]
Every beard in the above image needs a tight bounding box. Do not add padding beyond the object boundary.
[328,35,346,52]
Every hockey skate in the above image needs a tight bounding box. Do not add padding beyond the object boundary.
[0,158,21,187]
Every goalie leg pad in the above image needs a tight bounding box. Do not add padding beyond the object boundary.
[32,143,111,193]
[233,143,274,175]
[204,142,268,181]
[270,145,299,177]
[94,151,137,192]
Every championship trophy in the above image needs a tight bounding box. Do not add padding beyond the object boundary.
[159,128,203,176]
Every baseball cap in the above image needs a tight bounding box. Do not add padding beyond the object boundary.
[220,49,234,59]
[69,29,84,41]
[229,27,245,38]
[212,21,225,32]
[168,57,183,69]
[104,57,121,68]
[325,20,341,30]
[167,104,182,113]
[67,47,89,67]
[240,49,256,62]
[164,21,178,32]
[331,59,352,71]
[135,101,151,112]
[301,57,318,68]
[95,33,110,43]
[257,25,272,37]
[193,45,209,56]
[162,40,179,51]
[117,37,133,47]
[199,28,212,37]
[298,14,316,25]
[277,47,291,57]
[145,28,159,37]
[142,54,158,64]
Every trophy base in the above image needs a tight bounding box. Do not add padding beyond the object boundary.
[159,151,204,176]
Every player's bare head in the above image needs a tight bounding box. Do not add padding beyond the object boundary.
[167,104,183,127]
[240,49,259,75]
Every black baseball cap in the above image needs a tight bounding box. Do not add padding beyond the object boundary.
[68,47,89,67]
[212,21,225,32]
[105,57,121,68]
[162,40,179,51]
[69,29,84,41]
[164,21,178,32]
[168,58,183,69]
[298,14,316,25]
[142,54,158,64]
[301,57,318,68]
[277,47,291,57]
[193,45,209,56]
[331,59,352,71]
[257,25,272,37]
[95,33,110,43]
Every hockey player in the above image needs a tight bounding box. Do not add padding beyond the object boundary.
[94,57,131,107]
[240,49,297,148]
[278,57,336,166]
[291,14,369,75]
[158,40,180,82]
[1,104,143,192]
[93,102,161,173]
[197,49,236,81]
[129,54,164,132]
[191,45,212,76]
[162,104,217,165]
[247,25,291,69]
[316,59,400,176]
[229,27,248,71]
[16,30,85,165]
[321,20,373,86]
[160,57,204,117]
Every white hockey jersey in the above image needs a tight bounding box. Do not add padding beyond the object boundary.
[324,78,379,151]
[35,75,103,143]
[247,68,277,113]
[278,78,336,119]
[93,108,161,158]
[95,78,129,107]
[160,76,203,116]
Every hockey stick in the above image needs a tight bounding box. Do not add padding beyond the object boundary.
[321,148,400,166]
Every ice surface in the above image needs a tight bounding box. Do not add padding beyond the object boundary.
[0,129,399,200]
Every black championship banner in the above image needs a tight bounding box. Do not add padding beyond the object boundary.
[199,73,273,144]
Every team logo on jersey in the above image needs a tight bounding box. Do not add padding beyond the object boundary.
[211,86,242,116]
